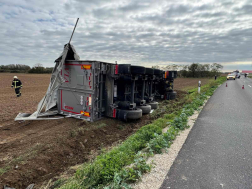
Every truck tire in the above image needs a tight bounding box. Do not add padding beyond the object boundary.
[137,104,151,114]
[148,101,158,109]
[145,68,154,75]
[117,101,131,110]
[118,64,131,74]
[130,66,146,75]
[154,69,163,75]
[166,91,177,100]
[117,108,142,121]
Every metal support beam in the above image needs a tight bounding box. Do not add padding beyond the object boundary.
[99,73,103,115]
[141,80,145,100]
[131,80,135,103]
[149,81,153,97]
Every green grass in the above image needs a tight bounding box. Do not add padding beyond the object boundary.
[97,123,107,129]
[69,130,77,137]
[0,167,10,176]
[51,179,66,189]
[58,77,226,189]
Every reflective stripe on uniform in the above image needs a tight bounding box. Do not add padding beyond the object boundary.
[13,81,20,88]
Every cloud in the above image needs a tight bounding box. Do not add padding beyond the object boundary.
[0,0,252,71]
[234,4,252,15]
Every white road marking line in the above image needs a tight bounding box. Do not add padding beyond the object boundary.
[248,85,251,87]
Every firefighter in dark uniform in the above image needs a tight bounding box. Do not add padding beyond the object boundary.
[11,76,22,97]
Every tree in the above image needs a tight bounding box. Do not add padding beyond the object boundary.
[180,65,188,77]
[163,64,180,71]
[188,63,199,78]
[34,63,43,68]
[0,64,31,73]
[29,63,45,73]
[152,65,161,69]
[211,63,223,76]
[151,63,223,78]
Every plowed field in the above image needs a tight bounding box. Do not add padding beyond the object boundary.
[0,73,212,188]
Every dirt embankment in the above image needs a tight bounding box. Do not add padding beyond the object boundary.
[0,73,210,188]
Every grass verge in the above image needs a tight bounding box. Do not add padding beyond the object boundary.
[57,77,226,189]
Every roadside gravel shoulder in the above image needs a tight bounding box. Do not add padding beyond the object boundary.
[132,99,208,189]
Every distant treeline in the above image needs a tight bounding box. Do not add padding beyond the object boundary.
[153,63,223,78]
[0,64,53,74]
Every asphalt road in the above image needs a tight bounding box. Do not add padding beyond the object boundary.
[160,76,252,189]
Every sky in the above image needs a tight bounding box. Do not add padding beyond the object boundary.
[0,0,252,72]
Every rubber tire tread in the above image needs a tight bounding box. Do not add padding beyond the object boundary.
[130,66,146,75]
[167,91,177,100]
[118,64,131,74]
[137,105,151,114]
[117,108,142,120]
[148,101,158,109]
[154,69,163,75]
[126,108,143,119]
[145,68,154,75]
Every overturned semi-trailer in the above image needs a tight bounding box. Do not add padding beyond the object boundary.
[15,43,177,122]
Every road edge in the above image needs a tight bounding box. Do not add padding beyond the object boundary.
[132,97,210,189]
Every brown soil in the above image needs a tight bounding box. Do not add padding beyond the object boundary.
[0,73,210,189]
[174,78,213,91]
[0,73,50,125]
